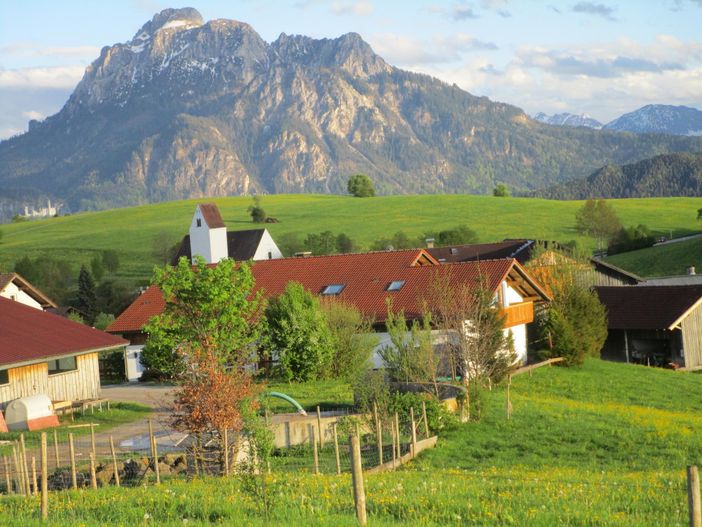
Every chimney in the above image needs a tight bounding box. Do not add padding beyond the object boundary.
[687,266,696,276]
[294,251,312,258]
[425,237,435,249]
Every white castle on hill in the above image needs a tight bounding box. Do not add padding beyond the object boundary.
[23,200,60,219]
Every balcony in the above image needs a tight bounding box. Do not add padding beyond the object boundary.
[500,301,534,328]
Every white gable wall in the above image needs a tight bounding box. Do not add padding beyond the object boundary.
[0,282,43,310]
[189,206,228,264]
[252,229,284,260]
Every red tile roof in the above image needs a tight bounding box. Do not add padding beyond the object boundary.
[0,296,127,368]
[596,285,702,330]
[198,203,225,229]
[108,249,548,334]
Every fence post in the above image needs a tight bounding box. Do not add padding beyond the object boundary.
[391,422,397,468]
[310,425,319,475]
[40,432,48,521]
[110,436,120,487]
[90,424,96,459]
[422,401,430,438]
[410,407,417,456]
[394,412,401,462]
[69,433,77,490]
[349,433,367,526]
[12,445,23,496]
[377,415,383,466]
[223,429,229,477]
[506,375,513,420]
[31,456,38,496]
[689,465,702,527]
[148,419,160,484]
[316,406,324,449]
[20,434,30,496]
[4,456,13,494]
[89,453,97,489]
[53,429,60,469]
[333,423,341,475]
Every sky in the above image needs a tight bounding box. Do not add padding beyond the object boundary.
[1,0,701,139]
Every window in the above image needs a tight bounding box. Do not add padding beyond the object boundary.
[321,284,345,295]
[268,251,273,260]
[196,218,202,227]
[47,356,77,375]
[0,369,8,386]
[386,280,406,292]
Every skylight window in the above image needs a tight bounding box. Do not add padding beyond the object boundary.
[387,280,406,292]
[321,284,345,295]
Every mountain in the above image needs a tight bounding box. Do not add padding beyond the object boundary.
[533,153,702,199]
[533,112,602,129]
[603,105,702,135]
[2,8,702,220]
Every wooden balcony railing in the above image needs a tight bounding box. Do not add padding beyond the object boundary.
[500,301,534,328]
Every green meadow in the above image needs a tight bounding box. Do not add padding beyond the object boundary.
[3,359,701,525]
[605,235,702,277]
[1,194,700,281]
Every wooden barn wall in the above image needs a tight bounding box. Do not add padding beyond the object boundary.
[681,306,702,368]
[0,353,100,409]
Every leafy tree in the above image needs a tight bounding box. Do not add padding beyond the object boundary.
[493,183,509,197]
[370,231,415,251]
[96,279,136,316]
[575,199,622,249]
[697,208,702,221]
[102,250,120,273]
[11,215,27,223]
[67,312,86,325]
[76,265,97,324]
[320,300,378,381]
[347,174,375,197]
[142,256,263,379]
[248,195,267,223]
[539,281,607,366]
[335,232,356,254]
[424,225,478,246]
[152,231,181,264]
[90,255,105,282]
[14,256,74,303]
[93,312,115,330]
[263,281,334,382]
[0,229,3,243]
[608,224,655,254]
[304,231,337,255]
[276,232,304,257]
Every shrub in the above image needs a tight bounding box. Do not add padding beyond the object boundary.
[347,174,375,197]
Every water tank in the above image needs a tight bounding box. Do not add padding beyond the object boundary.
[4,394,58,431]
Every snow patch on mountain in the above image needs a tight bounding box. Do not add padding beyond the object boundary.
[533,112,602,129]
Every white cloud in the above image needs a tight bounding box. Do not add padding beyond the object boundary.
[0,66,85,89]
[331,1,374,16]
[369,32,497,67]
[21,110,44,121]
[0,43,100,60]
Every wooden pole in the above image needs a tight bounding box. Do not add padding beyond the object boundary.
[110,436,120,487]
[349,433,367,526]
[223,429,229,477]
[310,425,319,475]
[316,406,324,449]
[90,424,96,459]
[422,401,430,438]
[153,433,160,485]
[148,419,160,484]
[40,433,48,520]
[20,434,30,496]
[332,423,341,475]
[31,456,38,496]
[69,434,77,490]
[4,456,13,495]
[394,412,401,461]
[376,416,383,466]
[507,376,513,420]
[53,429,60,468]
[689,465,702,527]
[410,407,417,456]
[89,453,97,489]
[12,444,23,496]
[391,422,397,468]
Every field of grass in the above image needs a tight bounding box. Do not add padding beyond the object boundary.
[605,235,702,277]
[3,359,701,525]
[1,194,700,282]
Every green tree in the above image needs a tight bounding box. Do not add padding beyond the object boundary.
[90,255,105,282]
[608,224,655,254]
[76,265,97,324]
[493,183,509,197]
[539,281,608,366]
[248,195,267,223]
[371,231,415,251]
[424,225,479,246]
[347,174,375,197]
[93,312,115,330]
[142,256,263,379]
[321,300,378,381]
[152,231,181,264]
[0,229,3,243]
[575,199,622,249]
[335,233,356,254]
[264,281,334,382]
[102,250,120,273]
[697,208,702,221]
[304,231,337,255]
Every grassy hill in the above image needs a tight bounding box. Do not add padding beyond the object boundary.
[3,359,701,525]
[605,236,702,277]
[1,194,700,283]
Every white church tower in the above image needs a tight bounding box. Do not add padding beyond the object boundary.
[189,203,229,264]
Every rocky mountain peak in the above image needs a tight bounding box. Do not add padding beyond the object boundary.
[134,7,204,38]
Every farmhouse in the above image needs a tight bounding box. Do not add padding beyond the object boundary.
[0,272,57,310]
[595,285,702,369]
[108,248,550,374]
[0,296,127,408]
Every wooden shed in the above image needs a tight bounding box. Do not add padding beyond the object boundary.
[0,296,127,409]
[595,285,702,369]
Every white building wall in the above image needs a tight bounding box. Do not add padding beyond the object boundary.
[0,282,43,310]
[189,205,228,264]
[252,229,283,260]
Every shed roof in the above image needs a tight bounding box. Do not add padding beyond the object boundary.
[172,229,268,264]
[0,296,127,368]
[198,203,225,229]
[595,285,702,330]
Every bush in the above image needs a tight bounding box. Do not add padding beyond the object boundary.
[386,392,458,434]
[248,196,267,223]
[347,174,375,197]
